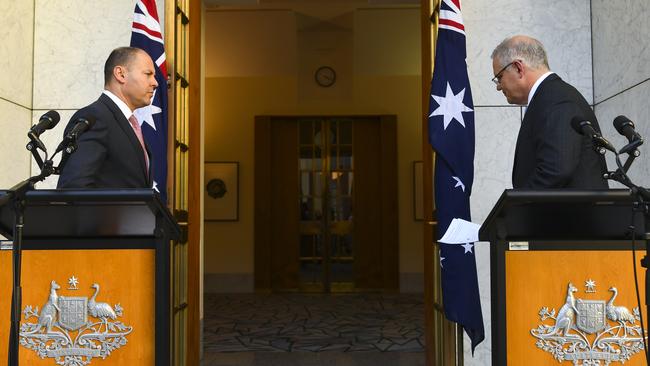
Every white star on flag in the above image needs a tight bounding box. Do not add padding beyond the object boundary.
[134,89,162,130]
[461,243,474,254]
[152,180,160,192]
[429,82,473,130]
[452,176,465,192]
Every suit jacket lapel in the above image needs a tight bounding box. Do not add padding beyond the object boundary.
[99,94,150,183]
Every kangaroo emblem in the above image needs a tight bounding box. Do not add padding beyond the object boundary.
[550,282,579,336]
[37,280,61,333]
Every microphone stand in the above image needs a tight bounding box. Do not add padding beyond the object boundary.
[604,146,650,364]
[5,139,68,366]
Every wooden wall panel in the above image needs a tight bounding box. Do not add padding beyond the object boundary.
[380,116,399,291]
[254,117,272,290]
[353,119,382,289]
[269,120,300,290]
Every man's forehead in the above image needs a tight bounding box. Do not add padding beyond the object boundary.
[131,51,154,67]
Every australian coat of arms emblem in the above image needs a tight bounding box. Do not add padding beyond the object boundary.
[19,278,133,366]
[531,280,646,365]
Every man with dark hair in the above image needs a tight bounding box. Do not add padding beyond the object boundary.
[491,35,608,189]
[57,46,158,188]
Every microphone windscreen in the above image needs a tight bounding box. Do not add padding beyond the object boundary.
[42,110,61,127]
[613,115,633,134]
[570,116,589,135]
[84,116,96,129]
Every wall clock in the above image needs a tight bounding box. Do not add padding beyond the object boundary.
[314,66,336,87]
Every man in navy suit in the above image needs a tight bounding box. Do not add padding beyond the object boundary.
[57,47,158,189]
[491,35,608,189]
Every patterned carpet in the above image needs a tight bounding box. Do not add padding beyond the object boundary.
[203,293,425,354]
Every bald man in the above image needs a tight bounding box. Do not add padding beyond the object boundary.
[491,35,608,189]
[58,46,158,189]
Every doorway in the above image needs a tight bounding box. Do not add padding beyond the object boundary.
[255,116,398,293]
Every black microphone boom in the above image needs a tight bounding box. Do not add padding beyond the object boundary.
[613,115,644,155]
[570,117,616,153]
[55,116,96,153]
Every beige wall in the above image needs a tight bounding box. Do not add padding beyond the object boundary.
[0,1,34,189]
[203,6,424,292]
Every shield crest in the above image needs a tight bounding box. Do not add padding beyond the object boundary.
[58,296,88,331]
[576,299,606,334]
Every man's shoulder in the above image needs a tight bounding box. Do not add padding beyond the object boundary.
[536,75,587,104]
[538,74,570,93]
[71,95,116,121]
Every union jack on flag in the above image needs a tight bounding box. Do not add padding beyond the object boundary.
[428,0,484,352]
[131,0,169,204]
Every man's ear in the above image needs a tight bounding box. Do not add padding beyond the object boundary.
[113,65,127,83]
[512,60,525,77]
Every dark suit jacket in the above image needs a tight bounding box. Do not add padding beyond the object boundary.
[57,93,152,189]
[512,74,608,189]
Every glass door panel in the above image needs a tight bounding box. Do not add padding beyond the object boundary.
[298,119,354,292]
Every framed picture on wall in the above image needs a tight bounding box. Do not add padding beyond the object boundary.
[205,161,239,221]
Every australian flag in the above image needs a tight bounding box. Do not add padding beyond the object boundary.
[428,0,484,352]
[131,0,169,203]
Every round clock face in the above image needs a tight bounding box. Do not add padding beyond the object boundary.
[315,66,336,87]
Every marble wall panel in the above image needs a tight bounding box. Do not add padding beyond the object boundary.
[465,105,521,365]
[0,0,34,108]
[33,0,155,110]
[464,0,593,107]
[0,100,31,189]
[472,106,522,221]
[592,0,650,103]
[595,81,650,189]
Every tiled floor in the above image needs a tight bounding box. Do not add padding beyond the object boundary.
[202,293,425,366]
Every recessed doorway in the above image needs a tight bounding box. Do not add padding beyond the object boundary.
[255,116,398,293]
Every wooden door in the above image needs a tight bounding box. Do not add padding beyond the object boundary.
[255,116,397,292]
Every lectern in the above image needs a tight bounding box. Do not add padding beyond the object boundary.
[0,189,179,366]
[480,189,649,365]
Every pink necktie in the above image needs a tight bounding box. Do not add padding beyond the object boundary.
[128,115,149,173]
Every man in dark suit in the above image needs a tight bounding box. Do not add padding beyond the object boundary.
[491,35,608,189]
[57,47,158,189]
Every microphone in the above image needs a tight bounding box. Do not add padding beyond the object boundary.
[27,110,60,150]
[613,115,642,142]
[55,116,96,153]
[570,117,616,153]
[613,115,644,155]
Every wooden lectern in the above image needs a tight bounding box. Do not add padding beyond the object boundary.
[0,189,179,366]
[480,189,649,365]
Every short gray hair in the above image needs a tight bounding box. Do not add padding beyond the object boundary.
[491,35,549,70]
